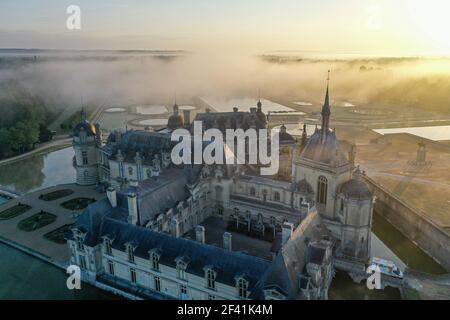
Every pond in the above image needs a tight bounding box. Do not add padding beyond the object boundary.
[0,147,76,194]
[202,97,295,113]
[373,125,450,141]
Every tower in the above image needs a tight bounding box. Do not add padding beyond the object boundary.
[320,70,331,143]
[73,109,100,185]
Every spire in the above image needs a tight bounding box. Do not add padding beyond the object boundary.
[322,70,331,116]
[80,107,86,122]
[321,70,331,140]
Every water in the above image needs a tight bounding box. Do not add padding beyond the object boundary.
[0,148,76,194]
[372,211,446,275]
[0,241,117,300]
[374,125,450,141]
[202,97,294,113]
[135,105,168,115]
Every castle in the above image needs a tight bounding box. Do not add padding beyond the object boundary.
[67,82,374,300]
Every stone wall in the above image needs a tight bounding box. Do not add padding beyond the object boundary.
[364,176,450,271]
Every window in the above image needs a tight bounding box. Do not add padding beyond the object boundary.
[317,176,328,205]
[177,262,187,280]
[128,166,133,176]
[79,255,87,269]
[82,151,88,165]
[249,187,256,196]
[127,245,135,263]
[208,294,216,300]
[130,268,137,284]
[76,236,84,251]
[151,252,160,271]
[146,169,152,178]
[154,276,161,292]
[206,269,216,290]
[237,278,249,299]
[270,216,276,226]
[108,260,115,275]
[104,238,112,255]
[340,199,345,212]
[180,285,188,299]
[274,192,280,202]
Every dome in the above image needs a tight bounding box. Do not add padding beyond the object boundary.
[73,119,96,137]
[279,124,295,144]
[300,128,349,166]
[167,104,184,130]
[340,178,372,199]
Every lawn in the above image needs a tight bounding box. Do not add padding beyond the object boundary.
[17,211,57,231]
[61,197,95,210]
[39,189,74,201]
[44,224,73,244]
[0,204,31,220]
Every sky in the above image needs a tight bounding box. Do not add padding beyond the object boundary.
[0,0,449,55]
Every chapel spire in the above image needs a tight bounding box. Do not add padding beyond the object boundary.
[321,70,331,140]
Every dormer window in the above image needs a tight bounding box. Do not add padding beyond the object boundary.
[126,243,136,263]
[104,238,112,256]
[149,249,161,271]
[205,267,217,290]
[176,256,189,281]
[249,187,256,197]
[128,166,133,176]
[76,236,84,251]
[236,277,249,299]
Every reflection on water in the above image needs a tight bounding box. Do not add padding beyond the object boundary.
[329,271,401,300]
[0,241,118,300]
[372,211,446,275]
[0,148,76,194]
[202,97,294,113]
[374,125,450,141]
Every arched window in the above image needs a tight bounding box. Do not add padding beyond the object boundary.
[317,176,328,205]
[249,187,256,197]
[274,192,280,202]
[128,166,133,176]
[237,278,249,298]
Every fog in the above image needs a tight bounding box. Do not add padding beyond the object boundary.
[0,52,449,113]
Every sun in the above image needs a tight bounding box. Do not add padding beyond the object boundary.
[404,0,450,55]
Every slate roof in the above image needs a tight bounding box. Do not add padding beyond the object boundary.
[300,128,350,166]
[106,130,174,163]
[340,178,372,199]
[194,110,266,132]
[66,198,271,291]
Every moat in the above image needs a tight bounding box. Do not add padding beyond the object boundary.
[0,147,445,299]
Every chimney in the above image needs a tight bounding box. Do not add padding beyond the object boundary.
[223,232,232,251]
[282,222,294,245]
[183,110,191,127]
[106,187,117,208]
[127,193,138,225]
[195,225,205,244]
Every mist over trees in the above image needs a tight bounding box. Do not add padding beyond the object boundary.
[0,84,55,159]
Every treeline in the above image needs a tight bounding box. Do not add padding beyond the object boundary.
[0,89,55,159]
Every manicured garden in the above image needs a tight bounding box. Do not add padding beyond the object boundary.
[38,189,74,201]
[0,203,31,220]
[17,211,57,231]
[61,197,95,210]
[44,224,73,244]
